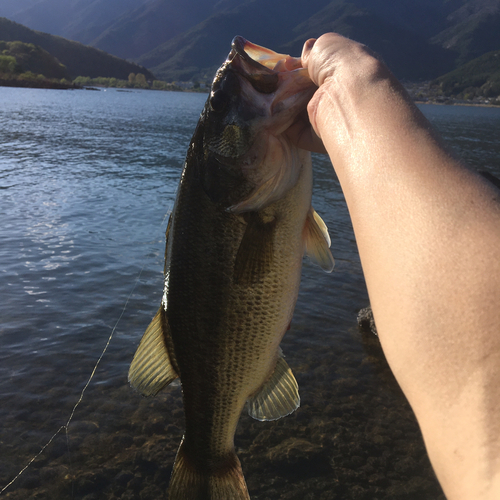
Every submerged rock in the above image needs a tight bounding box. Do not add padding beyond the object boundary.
[265,438,330,478]
[357,306,378,336]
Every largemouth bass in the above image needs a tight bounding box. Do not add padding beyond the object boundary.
[129,36,334,499]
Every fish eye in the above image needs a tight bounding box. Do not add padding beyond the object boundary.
[210,90,229,112]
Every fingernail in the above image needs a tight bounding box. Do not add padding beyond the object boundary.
[302,38,317,63]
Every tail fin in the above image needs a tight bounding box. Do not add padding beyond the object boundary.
[168,439,250,500]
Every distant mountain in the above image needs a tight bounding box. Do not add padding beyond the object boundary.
[0,18,155,80]
[0,0,40,19]
[0,0,148,44]
[431,0,500,66]
[351,0,454,38]
[135,0,456,82]
[136,0,331,81]
[1,0,499,82]
[89,0,229,60]
[276,2,455,80]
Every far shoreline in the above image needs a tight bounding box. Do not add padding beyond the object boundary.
[414,100,500,109]
[0,80,208,93]
[0,78,81,90]
[0,81,497,108]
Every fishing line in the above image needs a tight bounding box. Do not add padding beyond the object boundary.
[0,208,172,496]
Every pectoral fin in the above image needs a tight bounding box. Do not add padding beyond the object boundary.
[228,171,282,213]
[233,212,276,285]
[128,306,179,397]
[247,354,300,421]
[304,207,335,273]
[228,136,302,213]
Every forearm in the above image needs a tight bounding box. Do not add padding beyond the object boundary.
[308,41,500,499]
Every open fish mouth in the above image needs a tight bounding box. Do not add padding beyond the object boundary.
[227,35,314,107]
[230,35,303,74]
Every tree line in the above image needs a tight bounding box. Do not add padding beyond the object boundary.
[0,56,190,91]
[73,73,182,91]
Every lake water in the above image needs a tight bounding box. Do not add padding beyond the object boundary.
[0,87,499,500]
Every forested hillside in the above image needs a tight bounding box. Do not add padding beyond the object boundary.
[0,17,155,80]
[0,40,70,79]
[433,49,500,99]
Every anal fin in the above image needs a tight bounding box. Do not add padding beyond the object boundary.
[247,354,300,421]
[128,306,179,397]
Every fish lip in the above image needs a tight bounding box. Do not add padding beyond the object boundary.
[229,35,305,74]
[228,35,279,88]
[230,36,267,72]
[231,36,249,61]
[231,35,247,54]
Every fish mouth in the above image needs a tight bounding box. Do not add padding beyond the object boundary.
[227,36,315,109]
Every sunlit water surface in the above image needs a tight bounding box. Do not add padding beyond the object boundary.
[1,88,499,499]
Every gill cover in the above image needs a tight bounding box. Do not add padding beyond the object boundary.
[203,36,317,213]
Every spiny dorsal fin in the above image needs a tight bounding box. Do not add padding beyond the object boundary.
[247,354,300,421]
[128,306,179,397]
[233,212,276,285]
[304,207,335,273]
[163,213,172,275]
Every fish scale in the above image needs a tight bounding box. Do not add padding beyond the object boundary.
[171,153,309,468]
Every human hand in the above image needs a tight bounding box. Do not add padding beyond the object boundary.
[302,33,388,137]
[286,33,382,154]
[300,33,379,87]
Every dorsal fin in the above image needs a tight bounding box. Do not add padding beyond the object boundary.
[163,213,172,275]
[128,306,179,397]
[247,353,300,421]
[303,207,335,273]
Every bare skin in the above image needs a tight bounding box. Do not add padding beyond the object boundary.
[288,33,500,500]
